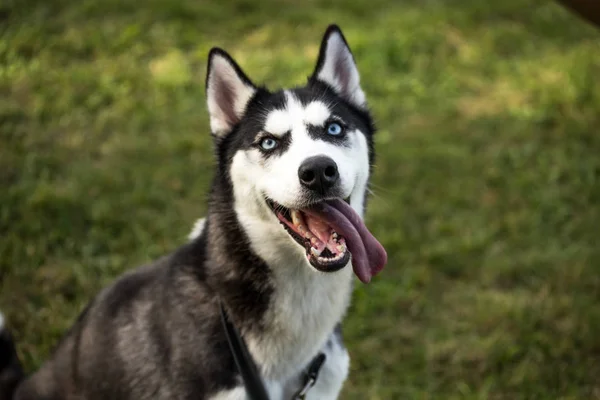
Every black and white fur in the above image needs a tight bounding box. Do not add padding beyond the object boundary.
[0,25,377,400]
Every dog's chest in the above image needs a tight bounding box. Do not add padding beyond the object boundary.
[246,262,353,382]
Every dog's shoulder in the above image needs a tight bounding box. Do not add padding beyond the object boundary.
[19,237,224,400]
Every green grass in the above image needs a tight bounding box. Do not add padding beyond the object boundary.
[2,0,600,398]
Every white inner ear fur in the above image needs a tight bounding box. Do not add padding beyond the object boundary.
[316,32,366,109]
[206,54,256,137]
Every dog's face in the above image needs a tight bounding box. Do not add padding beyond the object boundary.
[206,26,380,279]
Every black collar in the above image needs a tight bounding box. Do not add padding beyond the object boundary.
[219,300,326,400]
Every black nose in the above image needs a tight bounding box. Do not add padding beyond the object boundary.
[298,156,339,194]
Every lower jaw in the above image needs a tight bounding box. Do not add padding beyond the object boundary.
[307,251,351,272]
[279,225,350,272]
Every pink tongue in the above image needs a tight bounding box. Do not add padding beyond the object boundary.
[305,217,331,245]
[303,200,387,283]
[304,215,346,255]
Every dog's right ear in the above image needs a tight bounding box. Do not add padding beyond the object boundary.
[206,48,257,138]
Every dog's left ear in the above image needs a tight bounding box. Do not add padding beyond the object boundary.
[311,25,367,109]
[206,48,257,137]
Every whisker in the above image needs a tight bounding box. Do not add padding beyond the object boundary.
[366,187,391,207]
[368,182,394,194]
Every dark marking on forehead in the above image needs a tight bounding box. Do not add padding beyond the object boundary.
[258,90,288,112]
[218,80,376,172]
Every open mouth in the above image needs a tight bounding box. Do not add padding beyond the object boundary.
[265,196,388,283]
[266,198,351,272]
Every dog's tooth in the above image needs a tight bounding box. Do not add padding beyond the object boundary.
[311,246,323,257]
[332,231,338,239]
[290,210,313,237]
[291,209,309,229]
[291,210,302,225]
[303,228,315,239]
[337,244,346,253]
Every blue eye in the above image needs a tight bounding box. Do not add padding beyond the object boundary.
[260,137,278,151]
[326,122,343,136]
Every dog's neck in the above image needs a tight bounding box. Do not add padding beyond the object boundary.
[203,181,354,380]
[203,209,274,336]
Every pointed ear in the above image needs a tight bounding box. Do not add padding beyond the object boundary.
[311,25,367,109]
[206,48,257,137]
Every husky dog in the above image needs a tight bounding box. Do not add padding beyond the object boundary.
[0,25,387,400]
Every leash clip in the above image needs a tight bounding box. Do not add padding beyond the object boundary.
[292,353,326,400]
[293,376,316,400]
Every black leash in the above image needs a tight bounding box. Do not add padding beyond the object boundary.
[219,300,326,400]
[219,300,270,400]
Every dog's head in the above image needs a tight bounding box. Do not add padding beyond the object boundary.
[206,25,386,283]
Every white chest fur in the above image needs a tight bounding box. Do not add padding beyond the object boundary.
[246,259,353,381]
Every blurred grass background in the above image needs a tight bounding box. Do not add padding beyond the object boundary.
[1,0,600,398]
